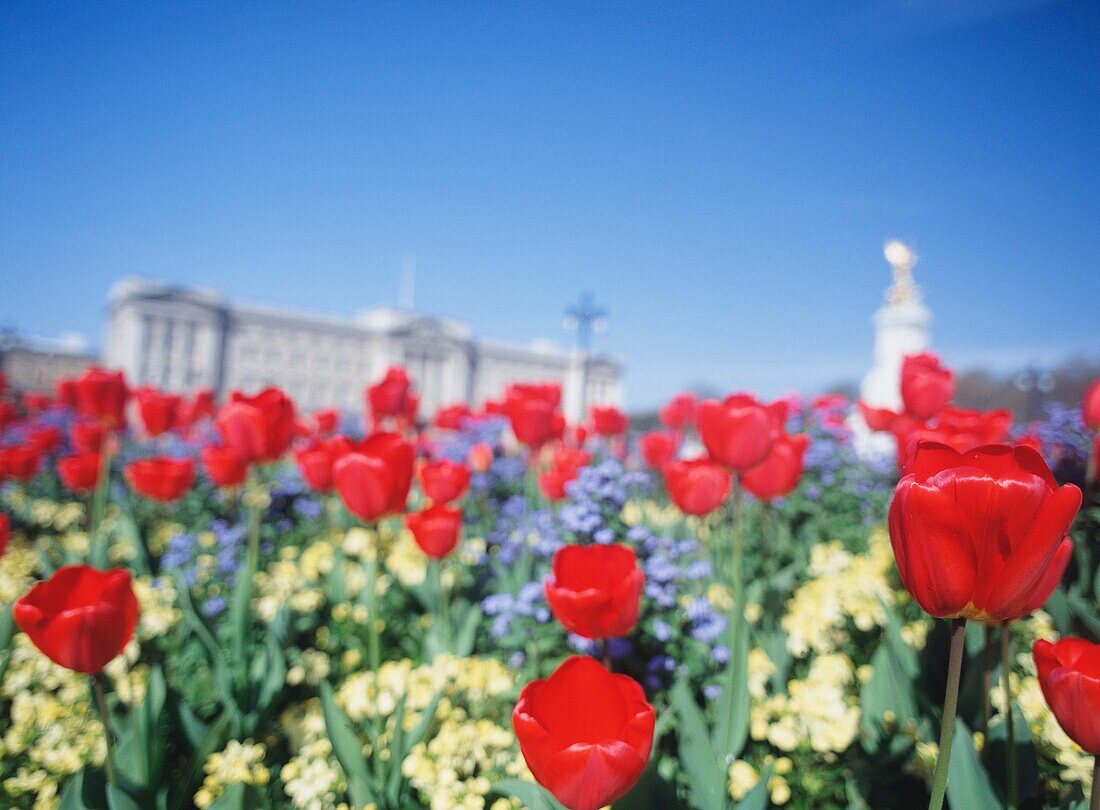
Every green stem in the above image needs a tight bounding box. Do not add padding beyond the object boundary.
[1090,757,1099,810]
[234,481,262,692]
[89,433,113,547]
[90,676,118,785]
[1002,623,1016,810]
[438,559,452,651]
[731,476,745,646]
[981,624,994,735]
[928,618,967,810]
[123,656,146,784]
[367,524,380,673]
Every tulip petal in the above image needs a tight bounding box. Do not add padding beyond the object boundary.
[890,482,977,617]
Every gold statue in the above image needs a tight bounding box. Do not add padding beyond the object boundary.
[884,240,921,306]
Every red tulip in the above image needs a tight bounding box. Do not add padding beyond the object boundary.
[513,656,655,810]
[57,453,101,494]
[503,383,565,450]
[1033,638,1100,755]
[433,403,470,431]
[55,377,78,409]
[537,447,591,502]
[332,433,415,523]
[481,398,508,418]
[367,366,415,419]
[900,353,955,421]
[894,406,1014,473]
[419,459,471,504]
[135,387,181,436]
[639,431,679,470]
[0,513,9,558]
[697,394,786,472]
[590,405,628,437]
[1015,432,1044,455]
[26,426,63,455]
[888,442,1080,622]
[858,401,899,432]
[13,565,138,674]
[1083,379,1100,431]
[216,387,296,463]
[937,406,1013,444]
[201,445,248,489]
[0,445,43,482]
[0,402,17,431]
[124,457,195,502]
[312,408,340,435]
[545,544,643,640]
[294,437,347,493]
[507,397,559,450]
[505,382,562,409]
[405,504,463,558]
[742,433,810,502]
[663,457,730,517]
[73,367,129,429]
[659,392,696,432]
[70,421,106,454]
[180,388,217,427]
[811,393,848,411]
[22,391,53,413]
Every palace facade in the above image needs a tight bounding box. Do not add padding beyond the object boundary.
[104,279,621,421]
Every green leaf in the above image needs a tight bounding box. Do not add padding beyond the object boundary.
[256,634,287,713]
[670,679,726,810]
[0,601,16,685]
[492,779,565,809]
[713,612,750,760]
[230,544,257,688]
[106,786,143,810]
[206,783,247,810]
[1068,593,1100,637]
[385,692,410,804]
[845,777,873,810]
[170,711,230,810]
[983,704,1039,807]
[319,680,376,807]
[402,690,443,757]
[177,702,209,749]
[879,597,918,677]
[860,641,918,750]
[946,720,1003,810]
[0,601,15,650]
[58,769,108,810]
[1044,587,1072,635]
[451,601,482,658]
[111,513,152,577]
[614,764,686,809]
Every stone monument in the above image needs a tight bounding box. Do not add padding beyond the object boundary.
[851,240,932,458]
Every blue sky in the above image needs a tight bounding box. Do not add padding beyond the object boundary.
[2,0,1098,408]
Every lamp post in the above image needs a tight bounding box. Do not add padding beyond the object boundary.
[1014,366,1055,422]
[563,292,609,418]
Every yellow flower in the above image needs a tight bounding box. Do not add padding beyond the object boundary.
[195,740,270,807]
[727,759,760,800]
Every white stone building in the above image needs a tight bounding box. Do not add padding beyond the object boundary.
[104,279,622,421]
